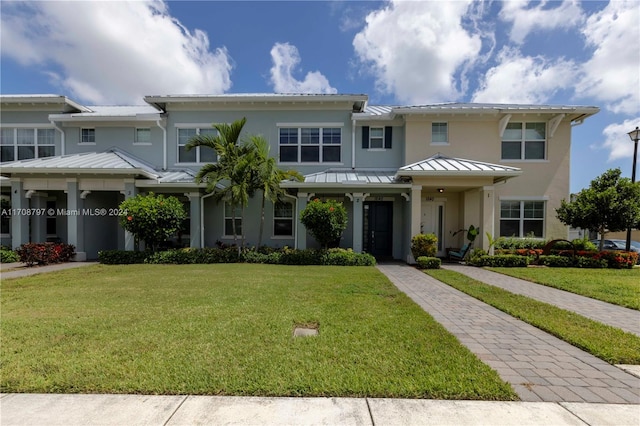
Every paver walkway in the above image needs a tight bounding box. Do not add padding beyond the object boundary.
[442,264,640,336]
[377,263,640,404]
[0,262,97,279]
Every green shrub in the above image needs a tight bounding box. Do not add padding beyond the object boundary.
[323,248,376,266]
[575,256,608,268]
[416,256,441,269]
[477,255,530,267]
[467,248,487,266]
[596,251,638,269]
[16,242,75,266]
[98,250,149,264]
[571,238,597,252]
[145,249,196,264]
[538,255,574,267]
[0,249,19,263]
[494,237,546,250]
[411,233,438,259]
[299,199,347,248]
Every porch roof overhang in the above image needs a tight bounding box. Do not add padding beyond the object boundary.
[0,149,198,186]
[280,169,412,190]
[397,154,521,184]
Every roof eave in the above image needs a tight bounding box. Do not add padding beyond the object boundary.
[1,168,159,179]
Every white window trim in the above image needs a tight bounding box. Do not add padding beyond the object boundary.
[431,122,449,145]
[133,127,152,146]
[501,122,547,161]
[176,126,218,164]
[79,127,96,145]
[368,127,385,150]
[0,194,10,237]
[272,201,294,238]
[223,202,243,238]
[1,127,56,160]
[277,125,343,165]
[499,199,546,239]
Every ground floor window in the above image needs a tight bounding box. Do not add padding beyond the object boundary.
[224,202,242,236]
[1,197,10,235]
[500,200,545,238]
[273,201,293,236]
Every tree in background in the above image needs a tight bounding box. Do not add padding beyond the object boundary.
[119,193,186,251]
[300,199,347,249]
[556,168,640,250]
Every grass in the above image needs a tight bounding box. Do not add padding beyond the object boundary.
[486,267,640,310]
[426,269,640,365]
[1,264,516,400]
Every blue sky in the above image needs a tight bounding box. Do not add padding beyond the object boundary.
[1,0,638,193]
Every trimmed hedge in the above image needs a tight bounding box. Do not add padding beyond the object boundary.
[99,247,376,266]
[15,242,75,266]
[477,254,530,267]
[416,256,441,269]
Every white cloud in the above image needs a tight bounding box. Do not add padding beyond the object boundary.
[472,47,577,104]
[576,0,640,115]
[269,42,337,94]
[352,0,482,104]
[499,0,585,44]
[601,119,640,162]
[0,1,232,104]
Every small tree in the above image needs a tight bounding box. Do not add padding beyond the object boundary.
[556,168,640,251]
[119,193,186,252]
[300,199,347,249]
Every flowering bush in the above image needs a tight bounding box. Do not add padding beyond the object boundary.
[16,242,75,266]
[119,193,186,251]
[299,199,347,249]
[411,233,438,259]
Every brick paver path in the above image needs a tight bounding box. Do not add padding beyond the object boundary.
[377,264,640,403]
[442,264,640,336]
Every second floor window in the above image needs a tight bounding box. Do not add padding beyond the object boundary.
[279,127,341,163]
[80,128,95,144]
[502,122,546,160]
[135,128,151,144]
[431,122,448,144]
[0,128,55,162]
[177,128,217,163]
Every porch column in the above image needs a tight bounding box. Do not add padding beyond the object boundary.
[66,179,86,261]
[186,192,201,248]
[296,193,308,250]
[30,193,47,243]
[123,180,137,251]
[352,193,365,253]
[10,179,29,248]
[408,185,422,263]
[481,186,495,253]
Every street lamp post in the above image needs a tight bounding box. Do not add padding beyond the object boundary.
[626,126,640,252]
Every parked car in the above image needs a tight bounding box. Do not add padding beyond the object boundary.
[590,239,640,264]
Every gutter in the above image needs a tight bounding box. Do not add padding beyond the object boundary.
[50,120,65,155]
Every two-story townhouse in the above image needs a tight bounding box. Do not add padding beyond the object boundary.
[0,93,598,261]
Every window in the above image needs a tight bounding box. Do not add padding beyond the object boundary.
[501,122,546,160]
[431,122,448,144]
[177,128,217,163]
[46,200,57,236]
[500,200,545,238]
[224,202,242,236]
[0,128,55,162]
[80,128,95,144]
[279,127,341,163]
[362,126,392,149]
[273,201,293,237]
[135,128,151,144]
[1,196,10,235]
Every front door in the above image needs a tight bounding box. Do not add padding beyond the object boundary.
[421,201,445,257]
[364,201,393,258]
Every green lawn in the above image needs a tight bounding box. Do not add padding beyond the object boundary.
[1,264,516,400]
[427,269,640,365]
[487,267,640,310]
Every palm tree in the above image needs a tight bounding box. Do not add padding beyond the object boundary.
[185,118,253,251]
[248,136,303,247]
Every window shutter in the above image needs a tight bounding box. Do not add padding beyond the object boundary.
[384,126,393,149]
[362,126,369,149]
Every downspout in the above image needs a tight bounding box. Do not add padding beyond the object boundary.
[283,192,298,249]
[351,118,356,169]
[51,121,65,155]
[200,191,216,248]
[156,119,167,171]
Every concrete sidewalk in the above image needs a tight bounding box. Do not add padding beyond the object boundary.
[2,393,639,425]
[0,261,98,279]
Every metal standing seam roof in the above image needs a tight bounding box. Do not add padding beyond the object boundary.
[0,149,197,184]
[398,154,521,176]
[281,169,408,188]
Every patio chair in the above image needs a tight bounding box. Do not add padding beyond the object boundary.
[448,243,472,262]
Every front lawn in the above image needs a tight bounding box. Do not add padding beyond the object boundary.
[487,267,640,310]
[427,269,640,365]
[1,264,516,400]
